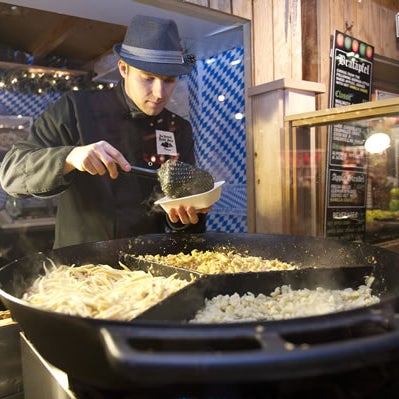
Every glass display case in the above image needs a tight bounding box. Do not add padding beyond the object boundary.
[284,97,399,245]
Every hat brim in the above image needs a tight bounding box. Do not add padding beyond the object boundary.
[113,44,193,76]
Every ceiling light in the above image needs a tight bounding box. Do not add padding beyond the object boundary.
[364,132,391,153]
[235,112,244,120]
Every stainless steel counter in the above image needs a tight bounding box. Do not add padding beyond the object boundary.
[0,210,55,232]
[20,333,76,399]
[0,320,23,399]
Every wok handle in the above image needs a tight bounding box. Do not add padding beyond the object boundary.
[99,308,399,384]
[127,165,158,179]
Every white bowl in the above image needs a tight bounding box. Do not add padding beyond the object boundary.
[155,181,225,212]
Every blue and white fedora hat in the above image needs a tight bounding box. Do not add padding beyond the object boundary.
[113,15,195,76]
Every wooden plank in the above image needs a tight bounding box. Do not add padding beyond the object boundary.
[232,0,252,19]
[316,0,332,110]
[376,0,398,10]
[331,0,345,35]
[209,0,232,13]
[135,0,246,24]
[290,0,302,80]
[369,1,383,53]
[356,0,370,44]
[380,7,397,59]
[301,0,318,82]
[184,0,209,6]
[272,0,292,80]
[343,0,356,35]
[252,0,274,85]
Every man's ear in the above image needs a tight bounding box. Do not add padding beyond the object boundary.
[118,60,128,78]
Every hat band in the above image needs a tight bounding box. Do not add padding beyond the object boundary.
[120,44,184,64]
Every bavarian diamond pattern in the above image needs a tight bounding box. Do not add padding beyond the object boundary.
[0,91,62,118]
[189,47,247,232]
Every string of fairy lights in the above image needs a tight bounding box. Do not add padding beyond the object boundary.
[0,43,195,96]
[0,69,115,95]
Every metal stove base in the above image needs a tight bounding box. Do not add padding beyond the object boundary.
[21,331,399,399]
[20,333,76,399]
[0,321,23,399]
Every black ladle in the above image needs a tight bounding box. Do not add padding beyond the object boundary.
[127,160,214,199]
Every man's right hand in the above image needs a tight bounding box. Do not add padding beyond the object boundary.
[64,140,131,179]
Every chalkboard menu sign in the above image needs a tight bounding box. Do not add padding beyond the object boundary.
[324,31,374,241]
[329,31,374,107]
[327,169,366,206]
[328,123,367,168]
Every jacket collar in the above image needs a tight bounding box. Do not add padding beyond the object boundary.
[119,80,150,119]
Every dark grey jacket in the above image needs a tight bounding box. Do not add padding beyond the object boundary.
[0,82,206,248]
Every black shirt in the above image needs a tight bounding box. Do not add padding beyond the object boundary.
[0,81,206,248]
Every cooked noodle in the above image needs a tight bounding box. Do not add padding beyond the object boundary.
[136,249,298,274]
[22,262,190,321]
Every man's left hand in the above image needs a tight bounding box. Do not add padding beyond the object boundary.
[168,206,211,225]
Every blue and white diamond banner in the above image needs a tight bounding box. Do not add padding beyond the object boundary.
[189,47,247,232]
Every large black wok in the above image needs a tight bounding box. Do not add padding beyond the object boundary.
[1,232,399,391]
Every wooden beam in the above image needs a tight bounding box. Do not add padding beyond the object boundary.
[285,97,399,127]
[134,0,247,24]
[301,0,318,82]
[29,16,81,58]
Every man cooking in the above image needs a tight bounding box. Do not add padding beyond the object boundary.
[0,15,210,248]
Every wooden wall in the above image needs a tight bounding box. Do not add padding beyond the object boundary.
[302,0,399,109]
[185,0,303,85]
[183,0,399,234]
[185,0,399,93]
